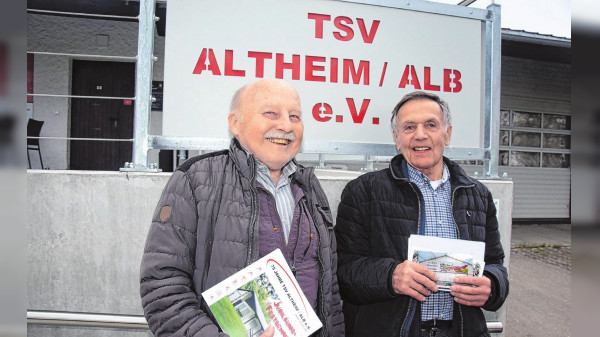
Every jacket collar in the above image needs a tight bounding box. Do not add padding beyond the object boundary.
[228,137,312,186]
[389,153,474,188]
[229,138,255,180]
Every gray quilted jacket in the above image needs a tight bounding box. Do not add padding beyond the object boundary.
[140,139,344,336]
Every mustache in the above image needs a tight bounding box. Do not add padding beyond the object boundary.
[264,132,296,141]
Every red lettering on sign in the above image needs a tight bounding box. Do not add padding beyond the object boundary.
[333,16,354,41]
[275,53,300,80]
[309,13,380,44]
[356,18,380,44]
[379,62,388,87]
[248,51,272,78]
[423,67,440,91]
[398,65,421,89]
[343,60,370,85]
[224,50,245,77]
[190,49,464,94]
[192,48,221,75]
[305,56,327,82]
[308,13,331,39]
[330,58,339,83]
[346,98,371,124]
[312,103,333,122]
[444,69,462,93]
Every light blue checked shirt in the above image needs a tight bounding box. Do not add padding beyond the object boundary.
[255,159,297,244]
[407,163,457,321]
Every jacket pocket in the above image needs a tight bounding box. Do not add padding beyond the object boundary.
[316,205,334,228]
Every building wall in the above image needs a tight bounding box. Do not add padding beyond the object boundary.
[499,56,571,219]
[501,56,571,114]
[27,13,165,169]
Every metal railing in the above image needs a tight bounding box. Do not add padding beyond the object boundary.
[27,310,503,332]
[27,8,139,21]
[26,5,146,169]
[27,311,148,329]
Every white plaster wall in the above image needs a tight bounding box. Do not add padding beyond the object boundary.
[27,13,165,169]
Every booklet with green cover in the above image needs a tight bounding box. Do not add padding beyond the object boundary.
[202,249,323,337]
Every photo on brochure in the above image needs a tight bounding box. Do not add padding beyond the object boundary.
[407,235,486,291]
[411,250,485,291]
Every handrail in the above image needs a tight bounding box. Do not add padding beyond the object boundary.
[27,310,148,329]
[27,137,133,142]
[27,51,137,61]
[27,310,503,332]
[27,8,139,21]
[487,321,503,333]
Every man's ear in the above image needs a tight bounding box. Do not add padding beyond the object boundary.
[228,112,240,137]
[445,125,453,146]
[392,130,401,152]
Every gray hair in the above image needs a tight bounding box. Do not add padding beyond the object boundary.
[390,91,451,134]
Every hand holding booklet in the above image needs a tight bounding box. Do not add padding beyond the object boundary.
[407,235,485,291]
[202,249,322,337]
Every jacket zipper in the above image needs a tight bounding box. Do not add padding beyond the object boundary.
[246,158,259,266]
[304,171,328,337]
[458,303,464,337]
[399,299,415,337]
[399,182,422,337]
[450,184,472,239]
[451,183,474,337]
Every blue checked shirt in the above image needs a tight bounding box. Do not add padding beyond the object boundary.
[255,160,297,244]
[407,163,457,321]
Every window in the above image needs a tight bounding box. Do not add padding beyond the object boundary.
[499,110,571,168]
[235,302,254,318]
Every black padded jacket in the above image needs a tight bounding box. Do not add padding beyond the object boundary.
[335,154,509,337]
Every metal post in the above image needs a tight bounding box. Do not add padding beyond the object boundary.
[122,0,157,172]
[363,155,374,172]
[316,154,327,169]
[483,4,501,178]
[177,150,188,167]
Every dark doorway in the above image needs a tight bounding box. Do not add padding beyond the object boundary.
[70,60,135,170]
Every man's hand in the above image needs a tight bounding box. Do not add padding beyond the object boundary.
[450,276,491,307]
[259,325,275,337]
[392,261,439,301]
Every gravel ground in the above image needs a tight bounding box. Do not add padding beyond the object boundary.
[505,244,571,337]
[510,244,571,271]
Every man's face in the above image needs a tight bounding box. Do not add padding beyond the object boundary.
[229,80,303,173]
[393,98,452,180]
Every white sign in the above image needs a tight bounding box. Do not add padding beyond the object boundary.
[163,0,484,150]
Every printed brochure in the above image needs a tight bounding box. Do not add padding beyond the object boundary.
[202,249,322,337]
[407,235,485,291]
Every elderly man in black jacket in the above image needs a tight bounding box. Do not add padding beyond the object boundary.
[335,91,508,337]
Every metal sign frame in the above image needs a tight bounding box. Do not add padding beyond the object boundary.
[128,0,501,178]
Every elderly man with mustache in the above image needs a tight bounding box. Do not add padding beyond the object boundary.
[140,78,344,337]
